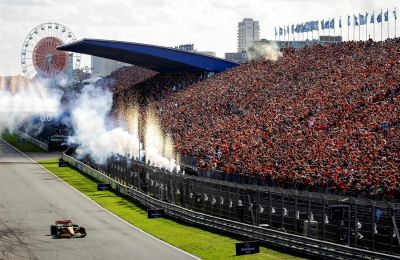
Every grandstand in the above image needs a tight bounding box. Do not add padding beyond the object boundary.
[105,39,400,201]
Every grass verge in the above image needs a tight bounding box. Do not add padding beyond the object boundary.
[1,132,46,152]
[39,159,303,260]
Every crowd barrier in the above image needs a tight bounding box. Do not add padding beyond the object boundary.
[63,153,400,259]
[16,130,49,151]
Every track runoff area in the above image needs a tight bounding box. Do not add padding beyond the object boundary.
[0,138,197,260]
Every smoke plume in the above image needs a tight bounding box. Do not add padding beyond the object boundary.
[247,41,283,61]
[0,77,62,135]
[144,108,179,172]
[70,85,180,172]
[69,86,141,164]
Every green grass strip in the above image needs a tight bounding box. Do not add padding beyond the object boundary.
[40,159,303,260]
[1,132,46,152]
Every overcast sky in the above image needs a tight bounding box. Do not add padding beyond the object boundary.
[0,0,398,75]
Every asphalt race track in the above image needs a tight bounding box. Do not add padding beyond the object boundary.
[0,139,197,260]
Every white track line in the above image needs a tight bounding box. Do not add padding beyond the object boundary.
[0,138,201,260]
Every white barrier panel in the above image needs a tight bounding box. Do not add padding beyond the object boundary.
[62,155,129,197]
[16,130,49,151]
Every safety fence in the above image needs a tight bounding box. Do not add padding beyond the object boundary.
[16,130,49,151]
[64,153,400,259]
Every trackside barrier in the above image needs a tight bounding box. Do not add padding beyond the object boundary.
[16,130,49,151]
[62,153,400,260]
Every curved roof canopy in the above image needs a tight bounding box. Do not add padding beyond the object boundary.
[57,38,238,73]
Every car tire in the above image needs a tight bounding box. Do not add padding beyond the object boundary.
[50,225,57,236]
[79,227,86,236]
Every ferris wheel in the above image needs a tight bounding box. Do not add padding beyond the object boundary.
[21,22,81,80]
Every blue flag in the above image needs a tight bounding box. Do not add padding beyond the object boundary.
[377,11,382,23]
[359,13,366,25]
[312,20,319,31]
[370,13,375,23]
[394,9,398,20]
[303,23,308,33]
[384,9,389,21]
[291,24,294,34]
[324,20,330,29]
[347,15,351,26]
[279,27,283,36]
[330,18,335,29]
[339,17,342,28]
[321,20,325,30]
[354,15,359,26]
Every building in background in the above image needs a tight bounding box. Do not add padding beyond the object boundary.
[197,51,216,57]
[175,44,216,57]
[65,53,74,81]
[224,51,247,63]
[225,18,260,63]
[91,56,130,77]
[175,44,195,52]
[238,18,260,52]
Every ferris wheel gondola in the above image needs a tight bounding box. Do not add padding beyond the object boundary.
[21,22,81,80]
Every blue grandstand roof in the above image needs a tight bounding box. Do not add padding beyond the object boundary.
[57,39,239,73]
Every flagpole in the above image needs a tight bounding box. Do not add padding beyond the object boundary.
[381,9,383,41]
[366,14,368,40]
[334,19,336,38]
[395,8,397,38]
[348,16,350,41]
[388,8,390,40]
[329,18,331,42]
[353,16,355,41]
[340,16,342,39]
[359,15,361,41]
[373,11,375,40]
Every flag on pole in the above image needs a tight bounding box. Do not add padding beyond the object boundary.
[275,27,277,37]
[354,15,359,26]
[279,27,283,36]
[359,13,367,25]
[330,18,335,29]
[377,11,382,23]
[370,13,375,23]
[339,17,342,28]
[394,9,398,20]
[384,9,389,22]
[291,24,294,34]
[324,20,330,29]
[321,20,325,30]
[347,15,351,26]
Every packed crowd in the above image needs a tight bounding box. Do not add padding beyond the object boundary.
[111,67,206,126]
[146,39,400,200]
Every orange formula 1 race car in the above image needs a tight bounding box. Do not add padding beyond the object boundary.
[50,219,87,238]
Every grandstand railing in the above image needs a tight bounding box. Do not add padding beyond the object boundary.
[66,153,400,257]
[179,154,399,202]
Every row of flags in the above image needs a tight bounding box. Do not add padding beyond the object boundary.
[275,8,397,36]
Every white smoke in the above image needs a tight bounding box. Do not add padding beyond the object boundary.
[70,85,180,172]
[247,41,283,61]
[0,75,180,172]
[144,109,179,172]
[0,77,62,135]
[70,86,140,164]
